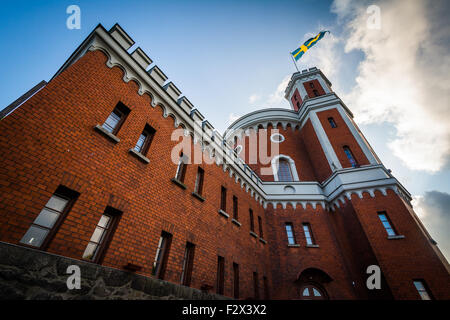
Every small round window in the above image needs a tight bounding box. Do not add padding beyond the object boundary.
[234,145,243,154]
[270,133,285,143]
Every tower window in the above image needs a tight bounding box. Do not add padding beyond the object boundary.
[303,223,315,245]
[378,212,397,237]
[249,209,255,232]
[413,280,433,300]
[194,167,205,195]
[328,117,337,128]
[309,82,315,88]
[258,216,264,238]
[102,102,130,135]
[285,223,296,245]
[343,146,359,168]
[263,276,270,299]
[175,153,188,183]
[152,231,172,279]
[233,263,239,299]
[180,242,195,286]
[82,206,122,263]
[296,101,301,109]
[220,186,227,212]
[134,124,156,155]
[233,196,238,220]
[20,186,78,249]
[217,256,225,295]
[313,89,319,97]
[277,159,293,181]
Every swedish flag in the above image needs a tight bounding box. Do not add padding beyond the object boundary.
[291,31,329,61]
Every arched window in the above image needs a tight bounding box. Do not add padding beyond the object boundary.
[343,146,358,168]
[277,159,293,181]
[299,284,327,300]
[271,155,299,182]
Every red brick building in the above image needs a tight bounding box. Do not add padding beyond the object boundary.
[0,23,449,300]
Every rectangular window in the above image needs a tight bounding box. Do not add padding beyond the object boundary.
[20,186,78,249]
[413,280,432,300]
[328,117,337,128]
[233,263,239,299]
[134,124,156,155]
[263,276,269,299]
[82,206,122,263]
[285,223,296,245]
[233,196,238,220]
[102,102,130,134]
[253,272,260,299]
[249,209,255,232]
[343,146,358,168]
[303,223,315,245]
[151,231,172,279]
[258,216,264,238]
[220,186,227,211]
[175,153,188,183]
[217,256,225,295]
[378,212,397,237]
[180,242,195,287]
[194,167,204,195]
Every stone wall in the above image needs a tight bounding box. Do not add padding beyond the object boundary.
[0,241,229,300]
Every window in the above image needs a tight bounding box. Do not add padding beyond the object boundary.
[258,216,264,238]
[309,82,315,89]
[175,153,188,183]
[249,209,255,232]
[343,146,358,168]
[253,272,260,299]
[413,280,433,300]
[180,242,195,286]
[134,124,156,155]
[296,101,301,109]
[233,263,239,299]
[151,231,172,279]
[378,212,397,237]
[194,167,205,195]
[300,284,326,300]
[220,186,227,211]
[102,102,130,134]
[217,256,225,294]
[233,196,238,220]
[313,89,319,97]
[328,117,337,128]
[20,186,78,249]
[263,276,269,299]
[82,206,121,263]
[277,159,293,181]
[285,223,296,245]
[303,223,315,245]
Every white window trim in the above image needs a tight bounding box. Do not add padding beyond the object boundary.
[271,154,300,182]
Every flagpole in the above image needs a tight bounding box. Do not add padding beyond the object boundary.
[290,53,299,72]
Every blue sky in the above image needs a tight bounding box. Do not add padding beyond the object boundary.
[0,0,449,259]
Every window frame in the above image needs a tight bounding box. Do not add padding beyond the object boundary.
[249,209,255,232]
[19,186,79,250]
[220,186,227,212]
[232,195,238,220]
[302,223,315,245]
[253,271,260,299]
[102,102,130,135]
[152,231,173,280]
[175,153,188,183]
[233,262,239,299]
[194,167,205,196]
[134,124,156,155]
[413,279,433,300]
[82,206,122,264]
[377,212,397,237]
[258,216,264,238]
[277,159,293,182]
[180,242,195,287]
[343,146,359,168]
[328,117,337,128]
[285,223,297,245]
[216,256,225,295]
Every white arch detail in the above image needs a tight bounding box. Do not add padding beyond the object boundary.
[271,154,300,182]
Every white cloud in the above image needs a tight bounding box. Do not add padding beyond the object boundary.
[412,191,450,261]
[248,94,260,104]
[332,0,450,172]
[267,75,291,107]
